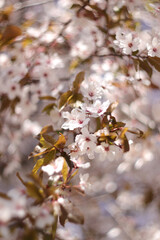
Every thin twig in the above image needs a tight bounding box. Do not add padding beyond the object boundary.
[77,0,90,15]
[13,0,53,11]
[94,53,148,60]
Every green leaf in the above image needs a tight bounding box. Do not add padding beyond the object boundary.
[40,135,52,148]
[62,159,68,182]
[16,173,44,202]
[59,205,68,226]
[25,182,44,201]
[120,127,128,139]
[148,57,160,72]
[70,4,81,9]
[113,121,126,128]
[58,72,84,109]
[119,128,129,152]
[135,59,152,78]
[40,125,54,135]
[68,93,83,104]
[59,90,73,109]
[67,207,84,225]
[107,132,117,142]
[0,192,11,200]
[69,58,81,71]
[31,147,53,158]
[42,134,56,145]
[32,158,44,174]
[32,149,56,174]
[1,25,22,46]
[42,103,56,115]
[73,71,85,92]
[54,133,66,149]
[39,96,56,101]
[122,134,130,152]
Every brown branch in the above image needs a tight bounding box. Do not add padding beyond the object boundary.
[77,0,90,15]
[93,53,148,60]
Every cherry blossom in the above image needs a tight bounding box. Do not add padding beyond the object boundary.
[114,32,139,55]
[147,37,160,57]
[82,100,110,117]
[70,154,90,169]
[62,109,90,130]
[68,142,82,160]
[75,127,97,159]
[96,142,122,161]
[41,157,65,176]
[80,81,102,101]
[4,81,21,100]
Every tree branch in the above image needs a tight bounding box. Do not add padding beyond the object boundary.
[93,53,148,60]
[13,0,53,11]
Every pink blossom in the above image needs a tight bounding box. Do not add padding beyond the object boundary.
[62,109,90,130]
[75,128,97,159]
[42,157,65,176]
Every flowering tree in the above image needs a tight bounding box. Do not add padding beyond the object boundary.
[0,0,160,239]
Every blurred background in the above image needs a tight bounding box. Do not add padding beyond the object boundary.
[1,0,160,239]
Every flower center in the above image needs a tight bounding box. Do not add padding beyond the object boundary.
[85,137,90,142]
[89,92,94,97]
[78,120,83,124]
[43,72,48,77]
[105,146,109,152]
[98,109,102,113]
[128,43,133,48]
[11,86,16,91]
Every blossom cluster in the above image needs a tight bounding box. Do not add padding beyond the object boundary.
[114,29,160,57]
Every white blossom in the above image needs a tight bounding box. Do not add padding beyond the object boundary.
[115,32,139,55]
[147,37,160,57]
[42,157,65,176]
[82,100,110,117]
[4,81,21,100]
[62,109,90,130]
[71,155,90,169]
[75,128,97,159]
[96,142,122,161]
[80,81,102,101]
